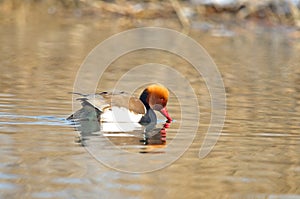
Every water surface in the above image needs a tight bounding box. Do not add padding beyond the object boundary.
[1,7,300,198]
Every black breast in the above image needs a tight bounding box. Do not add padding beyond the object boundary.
[139,108,157,125]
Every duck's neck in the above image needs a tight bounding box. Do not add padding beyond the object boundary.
[139,89,157,124]
[139,89,150,110]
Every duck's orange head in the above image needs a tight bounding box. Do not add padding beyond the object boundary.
[140,84,172,122]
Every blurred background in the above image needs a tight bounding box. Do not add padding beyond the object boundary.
[1,0,300,198]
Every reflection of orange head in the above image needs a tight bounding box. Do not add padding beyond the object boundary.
[147,84,169,107]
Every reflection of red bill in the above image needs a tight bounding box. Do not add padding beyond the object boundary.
[160,128,166,135]
[164,122,170,128]
[160,107,172,122]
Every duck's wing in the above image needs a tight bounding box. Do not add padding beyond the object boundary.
[76,92,146,115]
[66,92,105,122]
[67,91,146,120]
[76,93,110,113]
[100,92,146,115]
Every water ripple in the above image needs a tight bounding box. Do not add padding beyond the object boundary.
[0,113,70,127]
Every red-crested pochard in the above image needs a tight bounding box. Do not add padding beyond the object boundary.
[68,84,172,132]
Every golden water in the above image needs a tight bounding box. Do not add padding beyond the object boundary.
[1,7,300,199]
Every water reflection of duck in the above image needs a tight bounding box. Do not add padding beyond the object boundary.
[141,122,170,146]
[67,84,172,134]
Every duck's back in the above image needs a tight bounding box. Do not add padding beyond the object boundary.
[68,91,146,123]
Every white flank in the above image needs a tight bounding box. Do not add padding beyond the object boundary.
[100,107,143,132]
[102,133,135,137]
[101,122,142,132]
[101,107,143,123]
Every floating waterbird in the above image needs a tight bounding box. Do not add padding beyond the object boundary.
[67,84,172,133]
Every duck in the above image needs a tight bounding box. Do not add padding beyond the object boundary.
[67,84,172,133]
